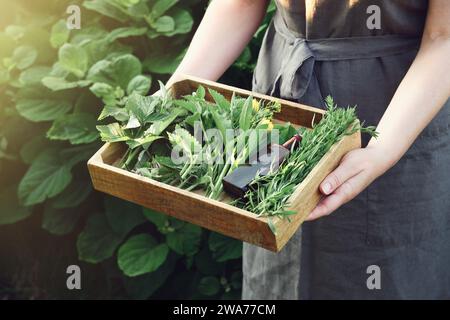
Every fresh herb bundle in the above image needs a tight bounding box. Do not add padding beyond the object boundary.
[96,82,281,200]
[234,96,377,218]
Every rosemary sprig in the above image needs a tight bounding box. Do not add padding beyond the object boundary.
[234,96,377,217]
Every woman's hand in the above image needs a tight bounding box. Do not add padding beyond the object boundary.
[306,145,392,221]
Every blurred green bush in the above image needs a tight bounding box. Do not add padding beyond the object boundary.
[0,0,275,299]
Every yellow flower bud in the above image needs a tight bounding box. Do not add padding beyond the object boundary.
[252,99,260,112]
[260,119,273,131]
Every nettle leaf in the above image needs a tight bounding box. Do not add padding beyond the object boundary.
[96,123,130,142]
[42,204,82,236]
[151,0,179,19]
[87,54,142,89]
[47,112,99,144]
[166,223,202,256]
[50,20,70,48]
[42,76,92,91]
[198,276,221,296]
[209,89,231,113]
[146,108,184,136]
[118,234,169,277]
[106,27,147,43]
[83,0,129,22]
[77,213,124,263]
[52,179,92,209]
[125,93,157,124]
[90,82,117,105]
[104,196,146,236]
[126,135,162,150]
[58,43,89,78]
[127,75,151,96]
[152,16,175,33]
[11,45,38,70]
[98,105,129,122]
[19,66,51,86]
[0,185,31,225]
[16,96,72,122]
[208,232,242,262]
[18,149,73,206]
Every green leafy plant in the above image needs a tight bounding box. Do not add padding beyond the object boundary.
[1,0,275,299]
[236,96,377,220]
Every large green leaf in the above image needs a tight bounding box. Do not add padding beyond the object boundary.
[58,43,88,78]
[118,234,169,277]
[150,0,179,19]
[51,179,92,209]
[87,54,141,90]
[104,196,146,236]
[18,149,73,206]
[106,27,147,43]
[123,253,177,299]
[166,223,202,256]
[147,8,193,38]
[127,75,151,96]
[83,0,129,22]
[42,76,91,91]
[16,97,72,122]
[18,66,51,86]
[208,232,242,262]
[46,112,99,144]
[152,16,175,33]
[10,45,38,70]
[77,213,124,263]
[198,276,221,296]
[50,20,70,48]
[42,204,82,236]
[20,135,49,164]
[0,185,31,225]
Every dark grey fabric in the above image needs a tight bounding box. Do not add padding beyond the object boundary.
[243,0,450,299]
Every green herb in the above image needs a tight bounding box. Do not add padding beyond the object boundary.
[234,96,377,217]
[97,82,281,200]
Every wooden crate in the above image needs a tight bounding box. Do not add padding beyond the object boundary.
[87,75,361,252]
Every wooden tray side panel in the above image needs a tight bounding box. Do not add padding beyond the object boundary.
[88,157,279,251]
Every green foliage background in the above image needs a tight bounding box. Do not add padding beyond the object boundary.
[0,0,275,299]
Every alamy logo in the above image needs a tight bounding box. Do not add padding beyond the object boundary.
[66,5,81,30]
[366,5,381,30]
[66,265,81,290]
[366,265,381,290]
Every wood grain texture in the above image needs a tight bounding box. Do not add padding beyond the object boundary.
[87,75,361,252]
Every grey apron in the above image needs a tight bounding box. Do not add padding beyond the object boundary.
[243,0,450,299]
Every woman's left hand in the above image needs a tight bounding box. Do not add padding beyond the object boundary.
[306,145,392,221]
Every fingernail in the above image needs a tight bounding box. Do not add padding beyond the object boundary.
[322,182,331,194]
